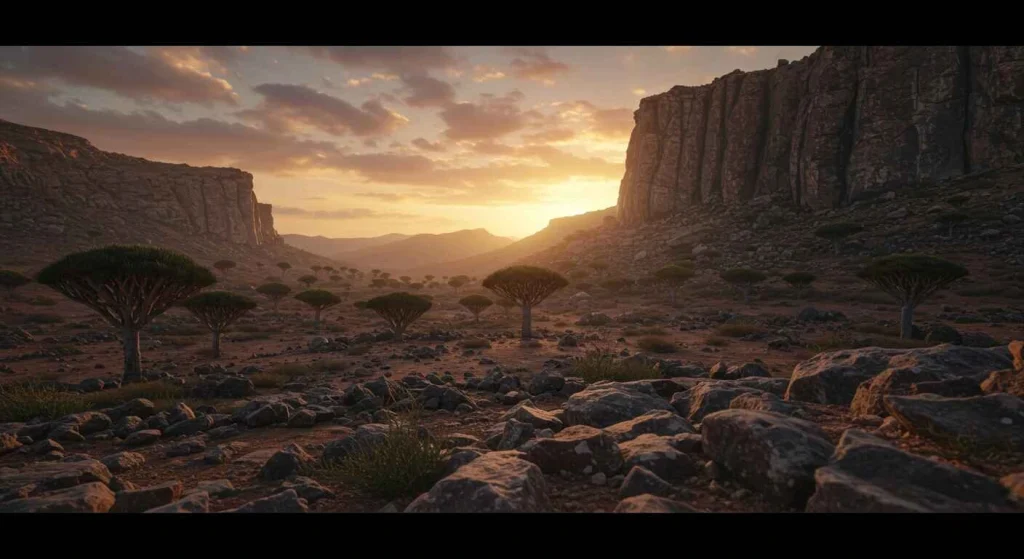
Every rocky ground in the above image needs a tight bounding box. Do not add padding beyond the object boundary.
[0,269,1022,513]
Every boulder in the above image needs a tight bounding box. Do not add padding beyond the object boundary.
[162,414,215,438]
[521,425,623,476]
[100,451,145,474]
[59,411,112,436]
[884,393,1024,452]
[405,451,549,512]
[684,382,763,422]
[618,434,698,481]
[112,416,144,439]
[619,465,677,499]
[496,419,535,451]
[499,402,563,431]
[166,438,207,457]
[231,489,309,513]
[122,429,162,447]
[259,443,316,481]
[701,410,834,507]
[805,429,1016,512]
[563,386,674,428]
[709,362,771,380]
[0,459,111,494]
[287,409,317,428]
[604,410,696,442]
[0,482,115,513]
[111,481,184,513]
[278,476,334,503]
[322,424,390,463]
[729,392,799,416]
[613,494,698,513]
[528,370,566,395]
[786,344,1012,405]
[144,492,210,513]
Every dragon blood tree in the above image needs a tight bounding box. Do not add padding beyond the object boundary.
[783,272,816,298]
[256,282,291,313]
[459,294,493,322]
[36,246,215,382]
[814,222,863,255]
[857,254,968,339]
[181,291,257,358]
[298,274,318,288]
[654,264,695,305]
[213,259,236,275]
[365,292,432,341]
[720,268,767,305]
[483,266,568,339]
[294,289,341,332]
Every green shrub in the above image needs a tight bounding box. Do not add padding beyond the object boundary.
[322,414,450,499]
[570,351,661,383]
[636,336,677,354]
[0,383,87,422]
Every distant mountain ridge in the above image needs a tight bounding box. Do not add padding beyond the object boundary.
[405,207,616,276]
[332,228,515,271]
[282,233,410,258]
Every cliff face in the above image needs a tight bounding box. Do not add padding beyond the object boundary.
[0,119,280,246]
[617,46,1024,223]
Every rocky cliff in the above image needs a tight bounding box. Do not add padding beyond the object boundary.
[0,119,280,247]
[617,46,1024,224]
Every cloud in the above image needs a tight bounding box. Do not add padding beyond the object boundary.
[411,138,447,152]
[472,65,506,83]
[551,100,634,141]
[0,46,239,106]
[239,83,408,137]
[663,46,693,54]
[273,206,418,220]
[726,46,759,56]
[303,46,457,73]
[399,74,456,108]
[440,90,533,140]
[522,127,577,143]
[632,88,646,96]
[504,47,571,84]
[152,46,247,75]
[321,77,336,89]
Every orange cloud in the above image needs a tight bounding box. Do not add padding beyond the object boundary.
[504,47,571,84]
[239,83,408,137]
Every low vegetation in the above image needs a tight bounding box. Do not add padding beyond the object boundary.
[636,336,677,353]
[570,350,661,383]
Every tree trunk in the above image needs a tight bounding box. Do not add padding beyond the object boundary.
[211,330,221,358]
[521,305,532,340]
[394,326,404,342]
[900,304,915,340]
[669,288,677,306]
[314,309,322,333]
[122,328,142,383]
[474,312,480,323]
[273,299,280,314]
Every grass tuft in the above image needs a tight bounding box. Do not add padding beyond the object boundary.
[570,350,662,383]
[0,383,87,422]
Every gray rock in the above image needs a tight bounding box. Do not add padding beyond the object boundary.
[405,451,549,512]
[245,405,279,428]
[111,481,183,513]
[203,445,234,465]
[786,344,1012,405]
[278,476,334,503]
[528,370,566,395]
[166,438,206,457]
[60,411,112,435]
[702,409,834,507]
[444,448,485,476]
[231,489,309,513]
[619,434,698,481]
[563,386,675,428]
[709,362,771,380]
[521,425,623,475]
[497,419,535,450]
[0,459,111,495]
[287,409,317,428]
[685,382,764,422]
[322,424,390,463]
[122,429,162,447]
[499,401,563,431]
[167,402,195,424]
[260,443,316,481]
[619,465,677,499]
[729,391,799,415]
[884,393,1024,451]
[112,416,144,439]
[806,429,1016,512]
[193,479,236,498]
[144,492,209,513]
[604,410,696,442]
[48,423,84,442]
[100,451,145,474]
[0,482,115,513]
[108,398,156,421]
[162,414,215,438]
[613,494,698,513]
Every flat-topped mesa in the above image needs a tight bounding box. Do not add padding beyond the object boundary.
[0,119,280,246]
[616,46,1024,224]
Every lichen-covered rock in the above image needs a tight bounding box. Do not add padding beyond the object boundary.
[702,410,834,507]
[884,393,1024,451]
[685,382,764,422]
[499,401,563,431]
[729,392,799,416]
[563,386,674,428]
[0,482,115,513]
[405,452,550,513]
[100,451,145,474]
[618,434,698,481]
[604,410,696,442]
[806,429,1016,512]
[613,494,698,513]
[521,425,623,476]
[786,344,1012,405]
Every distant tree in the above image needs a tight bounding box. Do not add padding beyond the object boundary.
[276,262,292,276]
[294,289,342,332]
[589,261,609,277]
[814,223,863,255]
[409,282,424,290]
[0,270,31,297]
[322,266,335,275]
[935,211,969,237]
[424,275,435,283]
[298,274,318,288]
[600,277,630,295]
[448,275,469,293]
[495,297,516,318]
[483,266,568,339]
[782,272,816,297]
[329,274,343,283]
[720,268,767,304]
[181,291,257,358]
[380,272,391,280]
[311,265,323,277]
[371,278,388,289]
[371,269,381,278]
[428,281,440,289]
[655,265,695,305]
[365,292,432,341]
[946,194,970,208]
[400,275,412,284]
[256,282,291,313]
[459,294,494,322]
[213,260,236,275]
[857,254,968,339]
[37,246,215,382]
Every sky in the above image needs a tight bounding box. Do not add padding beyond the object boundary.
[0,45,817,239]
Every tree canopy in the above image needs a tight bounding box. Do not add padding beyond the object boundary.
[213,259,236,272]
[814,222,864,241]
[655,265,695,285]
[298,274,318,287]
[256,282,291,300]
[857,254,968,308]
[182,291,257,331]
[483,266,568,307]
[295,289,342,310]
[720,268,767,286]
[365,292,432,338]
[783,272,816,287]
[459,294,493,320]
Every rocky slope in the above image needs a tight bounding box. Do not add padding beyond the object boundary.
[282,233,411,258]
[617,46,1024,224]
[329,229,516,272]
[0,119,292,265]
